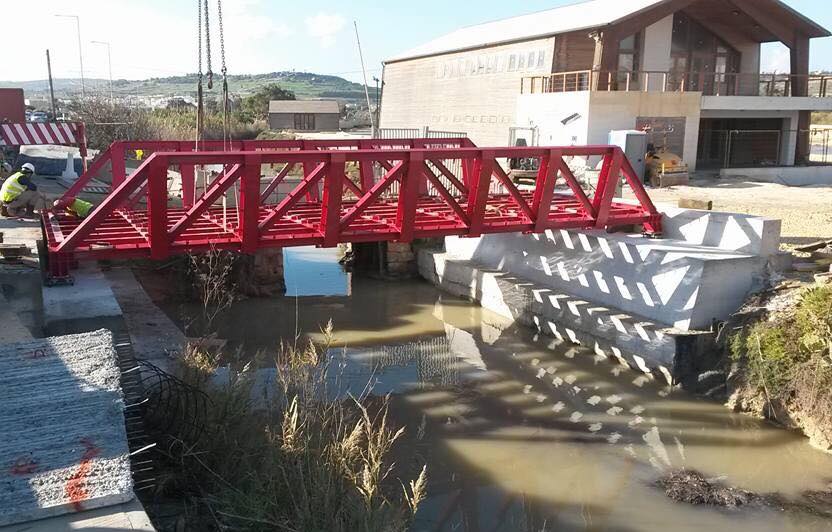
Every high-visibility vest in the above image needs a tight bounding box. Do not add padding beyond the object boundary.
[68,198,94,218]
[0,172,27,203]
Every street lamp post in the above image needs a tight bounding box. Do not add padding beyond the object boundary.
[91,40,113,102]
[55,14,85,98]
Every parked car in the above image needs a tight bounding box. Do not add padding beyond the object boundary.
[30,111,48,123]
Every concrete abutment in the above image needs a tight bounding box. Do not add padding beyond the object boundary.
[418,207,781,387]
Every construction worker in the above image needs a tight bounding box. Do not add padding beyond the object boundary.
[0,163,48,217]
[52,197,95,219]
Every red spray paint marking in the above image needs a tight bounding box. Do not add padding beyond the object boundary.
[9,456,38,476]
[65,438,101,512]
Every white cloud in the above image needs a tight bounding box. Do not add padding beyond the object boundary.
[305,13,346,48]
[761,42,790,73]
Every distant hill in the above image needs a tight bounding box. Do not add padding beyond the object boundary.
[1,71,376,104]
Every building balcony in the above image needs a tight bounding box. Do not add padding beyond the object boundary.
[520,70,832,98]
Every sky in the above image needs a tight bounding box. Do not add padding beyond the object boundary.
[5,0,832,84]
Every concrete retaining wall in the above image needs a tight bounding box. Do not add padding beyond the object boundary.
[434,229,766,331]
[418,208,779,382]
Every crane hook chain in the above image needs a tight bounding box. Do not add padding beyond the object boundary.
[204,0,213,90]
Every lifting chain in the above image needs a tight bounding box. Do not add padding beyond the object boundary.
[196,0,204,145]
[203,0,213,90]
[217,0,229,147]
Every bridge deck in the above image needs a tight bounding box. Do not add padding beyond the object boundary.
[44,192,652,260]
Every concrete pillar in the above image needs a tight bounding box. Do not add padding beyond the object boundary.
[233,248,285,297]
[791,33,811,165]
[346,241,419,279]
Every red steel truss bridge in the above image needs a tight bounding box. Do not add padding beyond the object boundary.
[43,137,661,281]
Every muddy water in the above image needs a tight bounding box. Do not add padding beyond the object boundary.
[158,247,832,532]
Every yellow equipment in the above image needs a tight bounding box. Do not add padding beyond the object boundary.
[643,124,689,187]
[646,147,689,187]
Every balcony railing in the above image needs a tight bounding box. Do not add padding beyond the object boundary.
[520,70,832,98]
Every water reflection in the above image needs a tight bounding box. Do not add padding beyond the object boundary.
[157,251,832,532]
[283,247,351,296]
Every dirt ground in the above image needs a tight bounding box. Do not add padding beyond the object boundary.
[627,177,832,248]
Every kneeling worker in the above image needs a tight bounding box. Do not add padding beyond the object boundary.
[53,197,94,219]
[1,163,48,217]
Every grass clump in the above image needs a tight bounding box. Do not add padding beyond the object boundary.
[731,285,832,429]
[151,323,426,531]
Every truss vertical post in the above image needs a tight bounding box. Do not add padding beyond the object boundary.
[594,149,623,229]
[359,159,374,192]
[239,155,262,254]
[147,157,169,260]
[321,153,346,247]
[395,151,422,243]
[461,158,472,189]
[180,164,196,208]
[110,142,127,191]
[531,149,560,232]
[467,151,493,237]
[303,162,321,202]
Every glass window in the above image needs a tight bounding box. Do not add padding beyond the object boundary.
[518,53,526,70]
[477,55,486,74]
[618,33,640,73]
[508,54,517,72]
[537,50,546,69]
[672,12,689,54]
[527,52,536,69]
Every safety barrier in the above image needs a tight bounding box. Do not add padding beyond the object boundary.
[1,122,88,169]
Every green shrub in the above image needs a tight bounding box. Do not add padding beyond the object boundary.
[731,285,832,399]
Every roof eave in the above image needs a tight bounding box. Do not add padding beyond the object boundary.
[384,25,602,65]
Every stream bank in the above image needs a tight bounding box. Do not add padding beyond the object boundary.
[131,246,832,531]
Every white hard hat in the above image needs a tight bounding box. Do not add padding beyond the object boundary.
[21,163,35,173]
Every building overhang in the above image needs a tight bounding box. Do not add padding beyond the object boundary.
[701,96,832,112]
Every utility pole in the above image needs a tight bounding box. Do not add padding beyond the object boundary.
[55,14,85,98]
[353,21,375,136]
[372,76,381,129]
[46,50,57,119]
[91,40,113,102]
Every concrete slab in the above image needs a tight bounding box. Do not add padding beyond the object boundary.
[104,268,184,371]
[0,329,133,526]
[719,166,832,187]
[0,292,34,343]
[43,264,123,329]
[0,498,154,532]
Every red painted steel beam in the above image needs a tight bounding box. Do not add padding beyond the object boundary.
[239,155,262,253]
[45,143,663,275]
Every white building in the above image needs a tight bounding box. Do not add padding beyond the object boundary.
[380,0,831,170]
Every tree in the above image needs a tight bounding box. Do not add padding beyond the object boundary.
[241,83,295,121]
